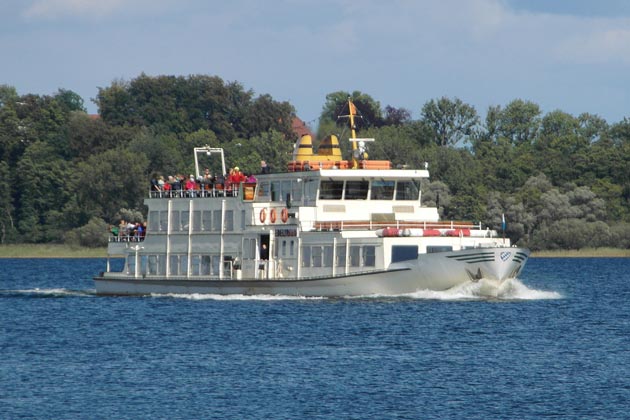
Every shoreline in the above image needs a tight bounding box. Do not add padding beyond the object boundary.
[0,244,629,259]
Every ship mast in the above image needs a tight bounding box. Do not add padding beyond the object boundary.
[348,97,359,169]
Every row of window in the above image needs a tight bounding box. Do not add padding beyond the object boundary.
[255,179,421,203]
[319,180,420,201]
[301,245,376,268]
[148,210,246,233]
[128,254,223,276]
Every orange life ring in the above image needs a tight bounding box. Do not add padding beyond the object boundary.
[270,208,277,223]
[259,208,266,223]
[280,208,289,223]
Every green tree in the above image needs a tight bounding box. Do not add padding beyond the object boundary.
[421,97,479,147]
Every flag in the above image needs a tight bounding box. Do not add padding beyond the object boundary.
[349,101,357,115]
[501,213,506,231]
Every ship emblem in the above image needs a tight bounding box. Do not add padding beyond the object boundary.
[500,251,511,262]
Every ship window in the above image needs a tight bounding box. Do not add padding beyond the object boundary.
[282,181,291,203]
[271,181,281,201]
[301,246,311,267]
[291,181,303,202]
[427,245,453,253]
[349,246,361,267]
[241,210,246,230]
[363,246,376,267]
[169,255,179,275]
[305,179,318,204]
[158,255,166,275]
[212,210,222,232]
[127,255,135,275]
[290,240,295,256]
[140,256,148,275]
[201,256,211,275]
[192,211,201,232]
[211,255,221,275]
[312,246,322,267]
[371,180,395,200]
[159,211,168,231]
[225,210,234,231]
[336,244,346,267]
[181,211,190,231]
[171,211,181,232]
[392,245,418,263]
[395,180,420,200]
[323,246,333,267]
[148,255,158,275]
[257,182,270,200]
[202,211,212,231]
[180,255,187,275]
[319,180,344,199]
[281,240,287,257]
[149,211,159,231]
[191,255,200,276]
[345,180,369,200]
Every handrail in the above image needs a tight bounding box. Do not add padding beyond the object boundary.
[109,234,145,243]
[314,220,482,231]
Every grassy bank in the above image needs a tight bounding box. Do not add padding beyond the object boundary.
[531,247,630,258]
[1,244,628,258]
[0,244,107,258]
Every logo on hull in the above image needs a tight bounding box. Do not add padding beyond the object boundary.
[500,251,512,262]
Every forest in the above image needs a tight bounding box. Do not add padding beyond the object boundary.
[1,74,630,250]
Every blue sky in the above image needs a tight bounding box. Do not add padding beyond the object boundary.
[2,0,630,127]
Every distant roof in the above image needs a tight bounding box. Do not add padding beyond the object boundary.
[88,114,100,120]
[292,117,314,138]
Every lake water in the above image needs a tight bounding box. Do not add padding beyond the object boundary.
[1,257,629,419]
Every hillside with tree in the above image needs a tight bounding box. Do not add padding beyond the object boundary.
[1,76,629,250]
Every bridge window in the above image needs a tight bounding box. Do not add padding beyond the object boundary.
[345,180,369,200]
[319,180,344,199]
[371,180,395,200]
[395,180,420,200]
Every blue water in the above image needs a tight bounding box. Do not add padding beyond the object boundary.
[1,258,629,419]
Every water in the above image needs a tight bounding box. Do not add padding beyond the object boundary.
[1,258,629,419]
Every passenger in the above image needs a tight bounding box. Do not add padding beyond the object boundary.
[260,160,271,174]
[110,225,119,241]
[135,222,144,241]
[163,178,172,196]
[151,176,161,196]
[157,176,165,196]
[303,161,310,171]
[185,174,197,197]
[119,219,128,241]
[127,220,136,240]
[246,173,257,183]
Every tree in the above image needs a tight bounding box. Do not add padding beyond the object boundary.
[320,91,382,130]
[421,97,479,147]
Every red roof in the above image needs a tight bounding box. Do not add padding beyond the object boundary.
[292,117,314,138]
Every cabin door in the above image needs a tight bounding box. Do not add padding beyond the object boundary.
[258,234,270,279]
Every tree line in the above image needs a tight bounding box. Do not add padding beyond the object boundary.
[1,75,629,250]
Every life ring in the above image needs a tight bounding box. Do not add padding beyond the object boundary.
[270,208,277,224]
[259,208,266,223]
[280,208,289,223]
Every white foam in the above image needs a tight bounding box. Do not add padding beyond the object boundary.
[403,278,562,301]
[149,293,324,301]
[3,288,93,297]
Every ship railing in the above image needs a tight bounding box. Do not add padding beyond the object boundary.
[313,220,481,231]
[109,234,145,243]
[148,182,256,200]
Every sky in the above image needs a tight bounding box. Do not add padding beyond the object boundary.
[2,0,630,128]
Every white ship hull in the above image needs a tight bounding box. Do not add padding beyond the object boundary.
[95,247,529,297]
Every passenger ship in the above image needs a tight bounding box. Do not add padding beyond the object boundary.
[94,100,529,296]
